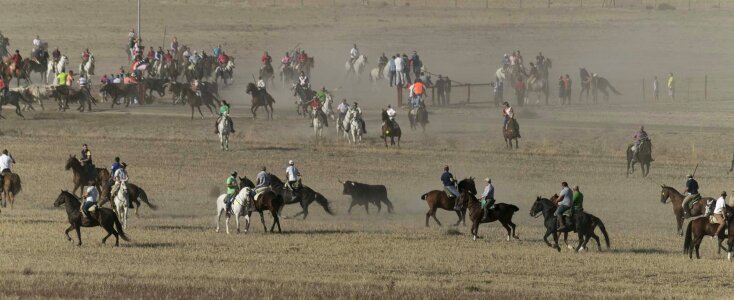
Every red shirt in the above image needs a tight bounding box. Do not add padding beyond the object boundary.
[11,54,22,65]
[163,53,173,63]
[261,54,271,65]
[298,53,307,62]
[218,54,229,65]
[0,79,6,90]
[515,80,525,90]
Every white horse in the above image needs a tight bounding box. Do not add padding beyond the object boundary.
[217,115,231,151]
[321,94,335,120]
[313,109,324,138]
[215,187,252,234]
[114,182,130,229]
[369,64,389,84]
[47,55,67,83]
[346,110,363,144]
[345,55,367,80]
[78,55,95,77]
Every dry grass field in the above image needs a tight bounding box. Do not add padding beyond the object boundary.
[2,1,734,299]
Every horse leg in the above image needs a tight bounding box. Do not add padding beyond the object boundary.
[235,212,240,234]
[500,221,512,241]
[552,231,560,252]
[453,210,462,226]
[472,222,480,241]
[590,232,602,251]
[64,225,74,241]
[75,226,82,246]
[215,210,222,232]
[269,209,280,233]
[259,211,268,233]
[542,229,553,247]
[197,106,204,119]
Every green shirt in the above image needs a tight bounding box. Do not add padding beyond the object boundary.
[220,105,229,115]
[316,90,328,103]
[226,176,237,194]
[57,73,67,86]
[572,191,583,211]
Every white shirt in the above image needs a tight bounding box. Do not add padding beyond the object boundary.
[0,154,13,171]
[33,38,42,48]
[503,106,514,118]
[337,103,349,114]
[394,57,404,71]
[481,183,494,200]
[128,31,136,40]
[78,77,87,87]
[299,76,308,86]
[85,186,98,203]
[114,168,128,182]
[286,166,300,182]
[386,108,396,118]
[112,78,122,84]
[257,80,266,89]
[350,48,359,58]
[714,196,726,214]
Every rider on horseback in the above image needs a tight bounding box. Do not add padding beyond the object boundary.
[682,174,700,218]
[224,171,238,213]
[502,102,514,130]
[409,78,425,108]
[110,162,128,200]
[81,48,91,65]
[0,77,7,98]
[10,50,22,68]
[79,144,94,179]
[712,191,727,237]
[527,62,538,83]
[378,53,388,78]
[252,166,271,201]
[257,76,267,102]
[214,100,235,134]
[480,177,495,221]
[442,166,461,211]
[349,102,366,134]
[285,160,301,202]
[348,44,359,72]
[572,185,583,212]
[0,149,15,190]
[82,185,99,218]
[281,52,291,66]
[632,125,649,161]
[555,182,573,231]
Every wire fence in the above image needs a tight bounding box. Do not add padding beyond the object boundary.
[245,0,725,10]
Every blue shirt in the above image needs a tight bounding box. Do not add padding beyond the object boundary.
[256,171,270,188]
[111,162,121,176]
[686,179,699,194]
[388,59,396,72]
[441,171,455,187]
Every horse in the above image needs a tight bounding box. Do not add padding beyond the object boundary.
[660,185,712,236]
[381,109,400,147]
[215,187,252,234]
[0,91,33,119]
[112,183,130,229]
[246,82,275,120]
[217,115,231,151]
[345,55,368,80]
[47,56,67,84]
[269,175,334,219]
[591,75,621,103]
[0,172,22,209]
[503,118,520,149]
[313,107,325,138]
[78,55,95,78]
[215,59,235,86]
[292,84,314,118]
[626,140,653,177]
[259,64,275,88]
[345,110,363,144]
[64,155,110,197]
[238,176,284,233]
[579,68,592,101]
[525,76,549,105]
[408,106,427,131]
[683,213,729,259]
[420,177,477,227]
[321,94,335,120]
[98,182,157,217]
[458,191,519,241]
[22,58,48,84]
[530,197,610,252]
[369,65,389,84]
[182,86,219,119]
[53,191,129,246]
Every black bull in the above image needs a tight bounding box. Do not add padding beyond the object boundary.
[340,180,394,214]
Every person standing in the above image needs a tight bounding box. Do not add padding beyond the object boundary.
[394,54,404,86]
[653,76,659,101]
[493,77,503,107]
[667,72,675,101]
[388,56,396,87]
[564,74,573,104]
[558,75,566,105]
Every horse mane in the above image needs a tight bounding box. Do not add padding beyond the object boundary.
[269,174,284,186]
[381,109,388,121]
[61,190,80,204]
[661,185,681,195]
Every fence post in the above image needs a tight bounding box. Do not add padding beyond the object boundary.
[397,83,403,107]
[642,78,646,101]
[687,78,691,101]
[467,84,471,103]
[431,86,436,105]
[486,0,489,9]
[704,75,708,101]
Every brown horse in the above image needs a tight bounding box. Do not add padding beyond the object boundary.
[53,190,129,246]
[1,59,31,87]
[683,215,728,259]
[64,155,110,197]
[503,118,520,149]
[98,182,158,217]
[458,191,519,241]
[246,82,275,120]
[381,109,401,148]
[420,177,477,227]
[182,86,219,119]
[660,185,711,235]
[268,175,334,220]
[239,176,284,233]
[1,172,22,210]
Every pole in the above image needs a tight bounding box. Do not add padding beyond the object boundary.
[642,78,645,101]
[137,0,141,41]
[161,26,167,52]
[704,75,708,101]
[687,78,690,101]
[397,83,403,107]
[467,84,471,103]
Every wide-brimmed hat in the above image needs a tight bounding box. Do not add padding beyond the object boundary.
[484,177,491,183]
[288,160,294,165]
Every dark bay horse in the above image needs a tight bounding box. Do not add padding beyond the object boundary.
[458,191,519,241]
[503,118,520,149]
[530,197,610,252]
[64,155,110,197]
[246,82,275,120]
[420,178,477,227]
[0,90,33,119]
[660,185,711,235]
[268,174,334,219]
[1,172,22,209]
[381,110,401,148]
[98,182,158,217]
[684,214,728,259]
[182,86,219,119]
[53,191,129,246]
[626,140,653,177]
[239,176,284,233]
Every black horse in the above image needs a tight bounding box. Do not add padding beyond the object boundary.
[529,196,609,252]
[0,90,33,119]
[627,140,653,177]
[268,174,334,219]
[53,190,129,246]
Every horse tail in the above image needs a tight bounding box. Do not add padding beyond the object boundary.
[114,214,131,242]
[138,188,158,210]
[593,216,610,248]
[383,197,395,213]
[314,192,334,215]
[10,174,22,195]
[683,221,693,254]
[507,204,519,212]
[420,193,429,200]
[606,79,622,95]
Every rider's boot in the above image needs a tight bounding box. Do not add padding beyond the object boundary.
[482,206,490,222]
[558,216,567,231]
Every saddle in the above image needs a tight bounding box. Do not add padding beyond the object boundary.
[687,195,702,209]
[444,188,457,199]
[254,186,271,202]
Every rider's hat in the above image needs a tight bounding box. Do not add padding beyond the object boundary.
[288,160,294,165]
[687,174,693,178]
[121,162,127,168]
[261,166,267,171]
[231,171,238,176]
[484,177,491,183]
[721,191,727,197]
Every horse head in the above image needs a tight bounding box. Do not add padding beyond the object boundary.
[458,178,477,195]
[660,184,674,204]
[54,190,75,207]
[246,82,255,94]
[64,155,78,170]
